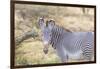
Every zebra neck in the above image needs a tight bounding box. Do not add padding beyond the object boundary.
[50,26,66,49]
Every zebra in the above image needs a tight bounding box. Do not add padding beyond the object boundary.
[38,17,94,63]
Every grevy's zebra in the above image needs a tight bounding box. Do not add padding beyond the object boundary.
[38,17,94,63]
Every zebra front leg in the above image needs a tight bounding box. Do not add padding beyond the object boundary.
[56,45,68,63]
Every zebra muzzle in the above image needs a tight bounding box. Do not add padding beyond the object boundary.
[43,44,49,54]
[43,48,48,54]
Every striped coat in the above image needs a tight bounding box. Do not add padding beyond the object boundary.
[49,24,94,62]
[38,18,94,62]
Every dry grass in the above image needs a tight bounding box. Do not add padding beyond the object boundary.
[14,4,95,65]
[15,39,60,65]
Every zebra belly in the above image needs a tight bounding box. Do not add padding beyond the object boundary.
[65,49,83,59]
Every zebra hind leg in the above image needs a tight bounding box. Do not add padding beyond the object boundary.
[82,51,94,61]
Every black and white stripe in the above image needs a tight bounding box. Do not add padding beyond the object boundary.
[38,17,94,62]
[50,25,71,49]
[47,20,94,62]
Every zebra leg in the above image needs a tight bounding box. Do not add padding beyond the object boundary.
[82,32,94,61]
[56,45,68,63]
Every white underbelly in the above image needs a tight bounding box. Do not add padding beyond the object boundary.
[66,50,82,59]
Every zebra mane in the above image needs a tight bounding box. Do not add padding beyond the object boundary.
[62,27,72,32]
[55,24,72,33]
[46,19,72,33]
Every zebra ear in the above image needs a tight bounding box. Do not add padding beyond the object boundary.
[48,19,55,30]
[38,17,45,29]
[49,19,55,26]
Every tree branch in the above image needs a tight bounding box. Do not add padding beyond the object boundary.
[15,29,38,46]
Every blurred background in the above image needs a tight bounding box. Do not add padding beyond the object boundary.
[14,3,94,66]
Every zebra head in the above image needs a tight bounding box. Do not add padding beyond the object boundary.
[38,17,52,45]
[38,18,55,54]
[43,19,55,44]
